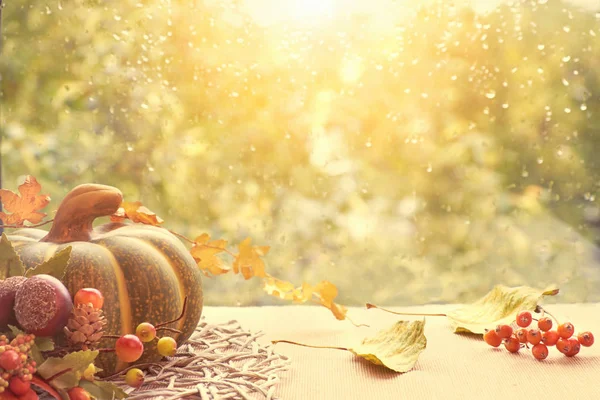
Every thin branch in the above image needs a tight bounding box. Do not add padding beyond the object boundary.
[345,315,369,328]
[156,297,188,328]
[0,219,54,229]
[271,340,349,352]
[537,306,560,325]
[101,335,121,339]
[168,229,195,245]
[156,327,183,334]
[366,303,447,317]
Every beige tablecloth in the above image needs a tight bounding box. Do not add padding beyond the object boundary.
[202,304,600,400]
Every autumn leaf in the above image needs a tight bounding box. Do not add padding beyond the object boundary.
[0,234,26,279]
[79,380,127,400]
[349,320,426,373]
[25,246,72,280]
[273,319,426,373]
[232,237,269,279]
[446,285,559,334]
[263,276,296,300]
[190,233,230,276]
[0,175,50,227]
[314,280,348,320]
[111,201,163,225]
[37,350,99,390]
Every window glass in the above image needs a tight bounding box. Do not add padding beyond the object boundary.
[2,0,600,305]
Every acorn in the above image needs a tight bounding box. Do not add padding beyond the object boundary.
[0,276,28,329]
[14,274,73,337]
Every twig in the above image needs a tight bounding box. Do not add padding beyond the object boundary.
[156,297,188,328]
[0,219,54,229]
[366,303,447,316]
[168,229,195,245]
[46,368,72,382]
[271,340,349,352]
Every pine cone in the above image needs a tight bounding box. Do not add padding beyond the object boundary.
[63,303,107,350]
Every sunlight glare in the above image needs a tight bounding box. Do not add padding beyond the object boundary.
[245,0,336,26]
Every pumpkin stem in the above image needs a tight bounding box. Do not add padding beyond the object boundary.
[41,184,123,243]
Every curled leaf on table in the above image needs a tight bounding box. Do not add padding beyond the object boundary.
[273,320,426,373]
[110,201,164,225]
[0,175,51,227]
[446,285,559,334]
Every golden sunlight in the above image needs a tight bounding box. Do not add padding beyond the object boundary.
[244,0,336,25]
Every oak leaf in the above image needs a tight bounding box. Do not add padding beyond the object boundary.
[446,284,559,334]
[0,175,50,226]
[190,233,230,276]
[232,237,269,279]
[111,201,163,225]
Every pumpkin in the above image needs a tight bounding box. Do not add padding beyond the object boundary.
[7,184,203,375]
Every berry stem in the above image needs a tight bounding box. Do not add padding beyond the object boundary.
[97,348,116,353]
[101,335,122,339]
[537,306,560,325]
[272,340,350,352]
[46,367,72,382]
[156,297,188,328]
[365,303,447,317]
[156,327,183,334]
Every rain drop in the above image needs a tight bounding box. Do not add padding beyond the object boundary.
[562,78,569,86]
[502,103,509,109]
[580,104,587,111]
[537,44,545,50]
[485,90,496,99]
[564,107,571,114]
[562,55,571,62]
[537,157,544,164]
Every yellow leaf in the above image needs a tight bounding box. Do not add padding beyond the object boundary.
[446,284,559,334]
[349,320,426,373]
[113,201,164,226]
[263,276,295,300]
[314,280,338,307]
[292,282,314,303]
[232,237,269,279]
[190,234,229,276]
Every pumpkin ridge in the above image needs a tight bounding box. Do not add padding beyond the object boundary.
[94,242,132,372]
[131,237,187,333]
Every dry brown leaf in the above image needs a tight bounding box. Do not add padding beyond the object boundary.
[111,201,164,226]
[190,233,230,277]
[446,284,560,334]
[0,176,50,226]
[232,237,270,279]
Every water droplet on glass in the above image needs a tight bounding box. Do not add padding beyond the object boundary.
[562,78,569,86]
[522,169,529,178]
[250,145,256,152]
[450,75,457,81]
[562,55,571,62]
[365,140,372,148]
[375,65,383,71]
[563,26,571,33]
[580,104,587,111]
[502,103,509,109]
[141,103,149,109]
[564,107,571,114]
[537,157,544,164]
[485,90,496,99]
[231,92,239,98]
[538,0,548,4]
[126,143,134,152]
[537,44,545,50]
[426,163,432,172]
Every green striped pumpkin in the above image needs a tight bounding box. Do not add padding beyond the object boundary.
[8,184,203,375]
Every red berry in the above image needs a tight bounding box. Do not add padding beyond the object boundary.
[541,330,560,346]
[504,337,521,353]
[537,317,552,332]
[577,331,594,347]
[483,330,502,347]
[16,388,38,400]
[557,322,575,339]
[115,334,144,363]
[0,390,20,399]
[556,338,571,354]
[74,288,104,309]
[67,387,90,400]
[565,338,581,357]
[516,328,528,343]
[495,324,513,339]
[527,329,542,345]
[516,311,532,327]
[8,377,30,396]
[532,343,549,360]
[0,350,21,370]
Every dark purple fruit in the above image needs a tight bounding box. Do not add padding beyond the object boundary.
[14,274,73,337]
[0,276,28,329]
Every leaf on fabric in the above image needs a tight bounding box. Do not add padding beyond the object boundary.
[37,350,99,389]
[446,285,559,334]
[0,234,26,279]
[25,247,72,280]
[0,175,50,226]
[232,237,269,279]
[349,320,426,373]
[111,201,163,225]
[190,233,230,276]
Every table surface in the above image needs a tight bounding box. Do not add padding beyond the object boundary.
[202,304,600,400]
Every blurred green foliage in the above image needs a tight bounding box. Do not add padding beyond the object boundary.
[2,0,600,306]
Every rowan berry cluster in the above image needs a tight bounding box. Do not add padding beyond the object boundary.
[0,333,38,399]
[484,310,594,360]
